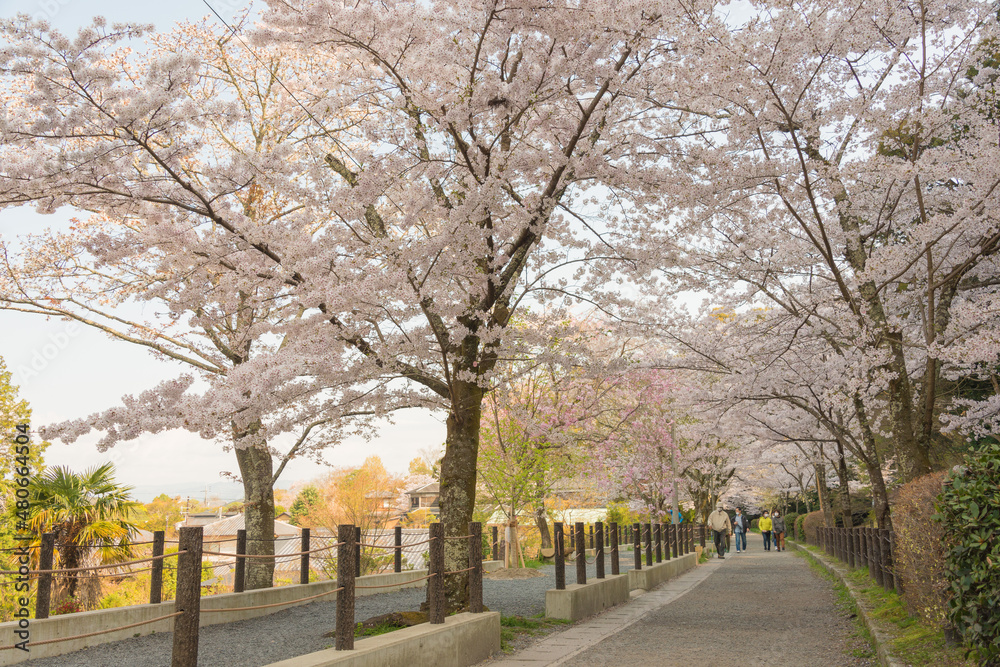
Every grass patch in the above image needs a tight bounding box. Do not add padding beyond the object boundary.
[355,621,402,638]
[797,544,975,667]
[499,614,571,653]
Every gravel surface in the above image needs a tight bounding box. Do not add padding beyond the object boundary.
[26,553,641,667]
[559,536,876,667]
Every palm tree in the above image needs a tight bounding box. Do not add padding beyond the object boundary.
[28,463,142,602]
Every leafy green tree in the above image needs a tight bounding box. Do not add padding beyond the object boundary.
[140,494,184,535]
[289,486,320,526]
[28,463,142,600]
[0,357,47,620]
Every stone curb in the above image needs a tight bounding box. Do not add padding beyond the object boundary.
[788,540,907,667]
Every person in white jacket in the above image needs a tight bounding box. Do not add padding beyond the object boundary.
[706,502,732,559]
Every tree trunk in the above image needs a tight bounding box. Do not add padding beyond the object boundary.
[437,379,484,611]
[534,506,552,550]
[834,439,854,528]
[814,458,833,527]
[234,444,276,590]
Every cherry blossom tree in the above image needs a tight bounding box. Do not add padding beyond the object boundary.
[248,0,706,606]
[648,0,1000,489]
[0,0,711,607]
[0,18,389,588]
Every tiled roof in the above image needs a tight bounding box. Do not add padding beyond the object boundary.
[406,482,439,495]
[201,513,301,537]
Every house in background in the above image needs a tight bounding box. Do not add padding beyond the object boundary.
[192,513,302,556]
[404,482,440,518]
[179,509,240,528]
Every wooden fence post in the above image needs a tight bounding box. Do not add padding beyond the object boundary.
[299,527,311,585]
[589,524,594,550]
[171,526,203,667]
[871,527,885,587]
[644,523,652,566]
[881,529,894,592]
[863,527,872,576]
[469,522,483,613]
[633,522,642,570]
[855,528,863,569]
[35,532,55,620]
[575,522,587,585]
[336,524,355,650]
[700,524,707,549]
[150,530,165,604]
[234,529,246,594]
[610,523,620,575]
[595,521,605,579]
[887,529,898,593]
[654,523,662,563]
[491,525,498,562]
[428,523,445,624]
[354,526,362,578]
[554,522,566,590]
[394,526,402,573]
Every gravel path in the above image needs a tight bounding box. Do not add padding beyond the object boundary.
[558,535,874,667]
[26,553,641,666]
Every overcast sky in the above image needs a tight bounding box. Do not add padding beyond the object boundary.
[0,0,445,502]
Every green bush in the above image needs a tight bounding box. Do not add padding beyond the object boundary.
[936,441,1000,664]
[784,513,799,540]
[795,513,807,541]
[893,471,949,628]
[801,511,825,544]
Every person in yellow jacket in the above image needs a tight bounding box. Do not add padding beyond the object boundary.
[759,512,773,551]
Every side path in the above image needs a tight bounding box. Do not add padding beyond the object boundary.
[487,533,874,667]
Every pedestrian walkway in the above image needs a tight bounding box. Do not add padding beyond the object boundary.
[485,533,871,667]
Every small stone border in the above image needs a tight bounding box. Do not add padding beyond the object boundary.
[787,540,906,667]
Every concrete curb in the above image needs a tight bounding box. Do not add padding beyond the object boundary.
[545,573,630,621]
[263,612,501,667]
[787,541,906,667]
[0,563,504,666]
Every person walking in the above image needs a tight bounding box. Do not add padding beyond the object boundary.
[707,502,732,559]
[732,507,747,553]
[772,511,786,552]
[759,511,773,551]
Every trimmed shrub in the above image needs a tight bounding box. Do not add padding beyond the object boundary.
[795,513,806,541]
[784,513,799,540]
[936,441,1000,664]
[801,510,826,544]
[893,470,949,628]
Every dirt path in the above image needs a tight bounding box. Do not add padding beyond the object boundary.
[558,534,874,667]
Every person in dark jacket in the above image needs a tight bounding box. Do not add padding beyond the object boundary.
[771,511,786,551]
[732,507,747,553]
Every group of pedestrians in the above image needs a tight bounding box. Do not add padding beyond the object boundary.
[705,502,787,559]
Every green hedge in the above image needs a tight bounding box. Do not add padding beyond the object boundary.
[785,512,799,540]
[935,441,1000,664]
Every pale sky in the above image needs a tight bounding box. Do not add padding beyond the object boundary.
[0,0,446,502]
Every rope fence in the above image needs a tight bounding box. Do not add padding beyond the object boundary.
[355,573,435,589]
[0,550,183,576]
[200,586,345,613]
[1,523,489,666]
[0,611,183,651]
